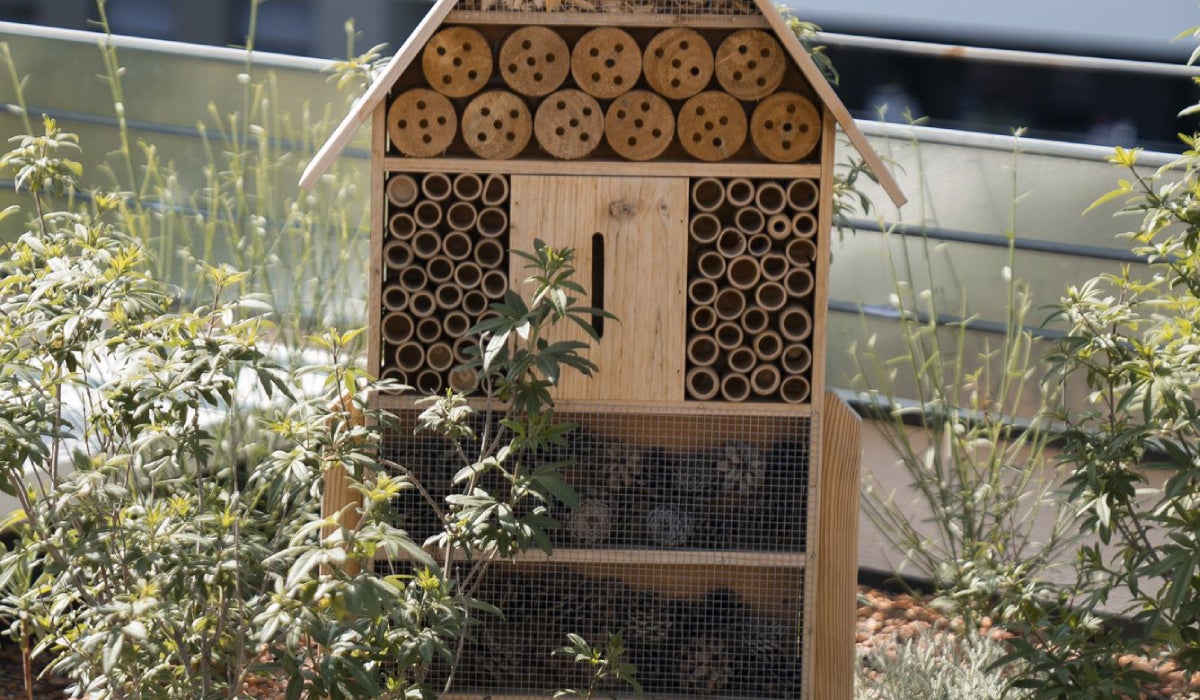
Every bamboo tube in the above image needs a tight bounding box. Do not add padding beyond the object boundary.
[725,178,755,207]
[792,211,817,239]
[477,207,508,238]
[453,173,484,202]
[416,317,443,343]
[714,287,746,320]
[534,88,604,160]
[386,174,419,208]
[765,214,790,241]
[741,306,769,335]
[421,172,453,201]
[761,253,788,281]
[605,90,674,161]
[690,178,725,212]
[387,88,457,158]
[750,92,821,163]
[499,26,570,97]
[747,233,772,257]
[751,364,782,396]
[436,283,463,310]
[690,305,717,332]
[455,261,484,289]
[689,213,721,245]
[427,256,455,284]
[473,239,504,269]
[399,265,427,293]
[715,321,744,350]
[686,335,720,367]
[453,336,477,363]
[787,178,819,211]
[715,30,786,101]
[449,368,478,392]
[716,228,746,258]
[443,311,472,338]
[422,26,493,98]
[409,290,437,318]
[382,285,409,312]
[383,240,414,270]
[688,278,718,306]
[756,281,787,311]
[427,342,455,372]
[728,346,756,373]
[781,343,812,374]
[779,305,813,342]
[678,91,748,162]
[379,367,408,384]
[446,203,479,233]
[481,269,508,298]
[697,251,726,280]
[720,372,752,402]
[571,27,642,100]
[734,207,765,235]
[482,174,509,205]
[754,330,783,361]
[413,201,443,229]
[382,311,414,344]
[686,366,720,400]
[755,181,787,214]
[388,212,417,240]
[395,342,426,372]
[726,255,761,291]
[780,375,811,404]
[415,369,443,393]
[784,266,815,298]
[786,237,817,265]
[443,231,474,261]
[644,27,714,100]
[462,90,533,160]
[462,289,489,315]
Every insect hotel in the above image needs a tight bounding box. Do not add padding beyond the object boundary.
[302,0,905,695]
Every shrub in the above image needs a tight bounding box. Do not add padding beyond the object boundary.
[856,627,1031,700]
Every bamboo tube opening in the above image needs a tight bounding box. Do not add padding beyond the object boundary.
[756,281,787,311]
[421,172,453,201]
[781,343,812,374]
[726,255,761,291]
[436,283,464,310]
[443,311,472,339]
[446,203,479,233]
[427,342,455,371]
[453,336,477,363]
[717,228,747,258]
[384,240,414,270]
[755,181,787,214]
[382,285,410,313]
[412,229,442,259]
[691,178,725,212]
[791,212,817,239]
[697,251,726,280]
[477,207,508,238]
[784,266,815,298]
[481,269,508,298]
[688,278,718,306]
[473,239,504,269]
[726,178,755,207]
[395,342,426,372]
[388,212,417,240]
[779,306,813,342]
[734,207,765,235]
[714,287,746,320]
[449,368,478,392]
[482,174,509,205]
[765,214,790,241]
[754,330,783,361]
[382,311,414,344]
[715,321,744,350]
[386,174,419,208]
[686,335,719,367]
[751,364,782,396]
[780,375,811,404]
[462,290,489,315]
[686,366,720,401]
[761,253,788,281]
[689,213,721,244]
[741,306,769,335]
[785,237,817,266]
[409,290,437,318]
[414,201,443,229]
[720,372,752,402]
[728,346,756,373]
[427,256,455,284]
[690,305,717,332]
[415,369,443,393]
[379,367,408,384]
[787,178,819,211]
[399,266,428,293]
[442,233,472,263]
[747,233,772,257]
[455,261,484,290]
[453,173,484,202]
[416,317,443,343]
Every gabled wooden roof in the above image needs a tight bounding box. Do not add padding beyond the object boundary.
[299,0,906,207]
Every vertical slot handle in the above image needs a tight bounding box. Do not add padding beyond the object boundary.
[591,232,605,338]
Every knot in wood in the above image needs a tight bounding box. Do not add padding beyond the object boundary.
[609,200,637,217]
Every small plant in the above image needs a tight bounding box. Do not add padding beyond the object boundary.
[856,627,1030,700]
[554,632,643,700]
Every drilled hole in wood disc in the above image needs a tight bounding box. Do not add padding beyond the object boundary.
[715,29,785,101]
[534,88,603,160]
[499,26,570,97]
[644,28,714,100]
[422,26,493,98]
[604,90,674,161]
[751,92,820,163]
[463,90,533,160]
[387,88,457,157]
[677,91,747,162]
[570,27,642,100]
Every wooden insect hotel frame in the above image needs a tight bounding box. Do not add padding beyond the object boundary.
[303,0,904,696]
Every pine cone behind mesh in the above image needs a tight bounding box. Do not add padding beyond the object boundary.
[677,633,735,695]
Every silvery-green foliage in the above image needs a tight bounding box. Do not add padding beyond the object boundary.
[856,627,1030,700]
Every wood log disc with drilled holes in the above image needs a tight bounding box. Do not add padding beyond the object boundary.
[499,26,570,97]
[677,91,747,161]
[644,28,714,100]
[422,26,493,98]
[387,88,457,157]
[751,91,821,162]
[534,89,603,160]
[715,29,786,101]
[571,27,642,100]
[605,90,675,161]
[462,90,533,160]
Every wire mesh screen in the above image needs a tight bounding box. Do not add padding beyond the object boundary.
[453,0,756,17]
